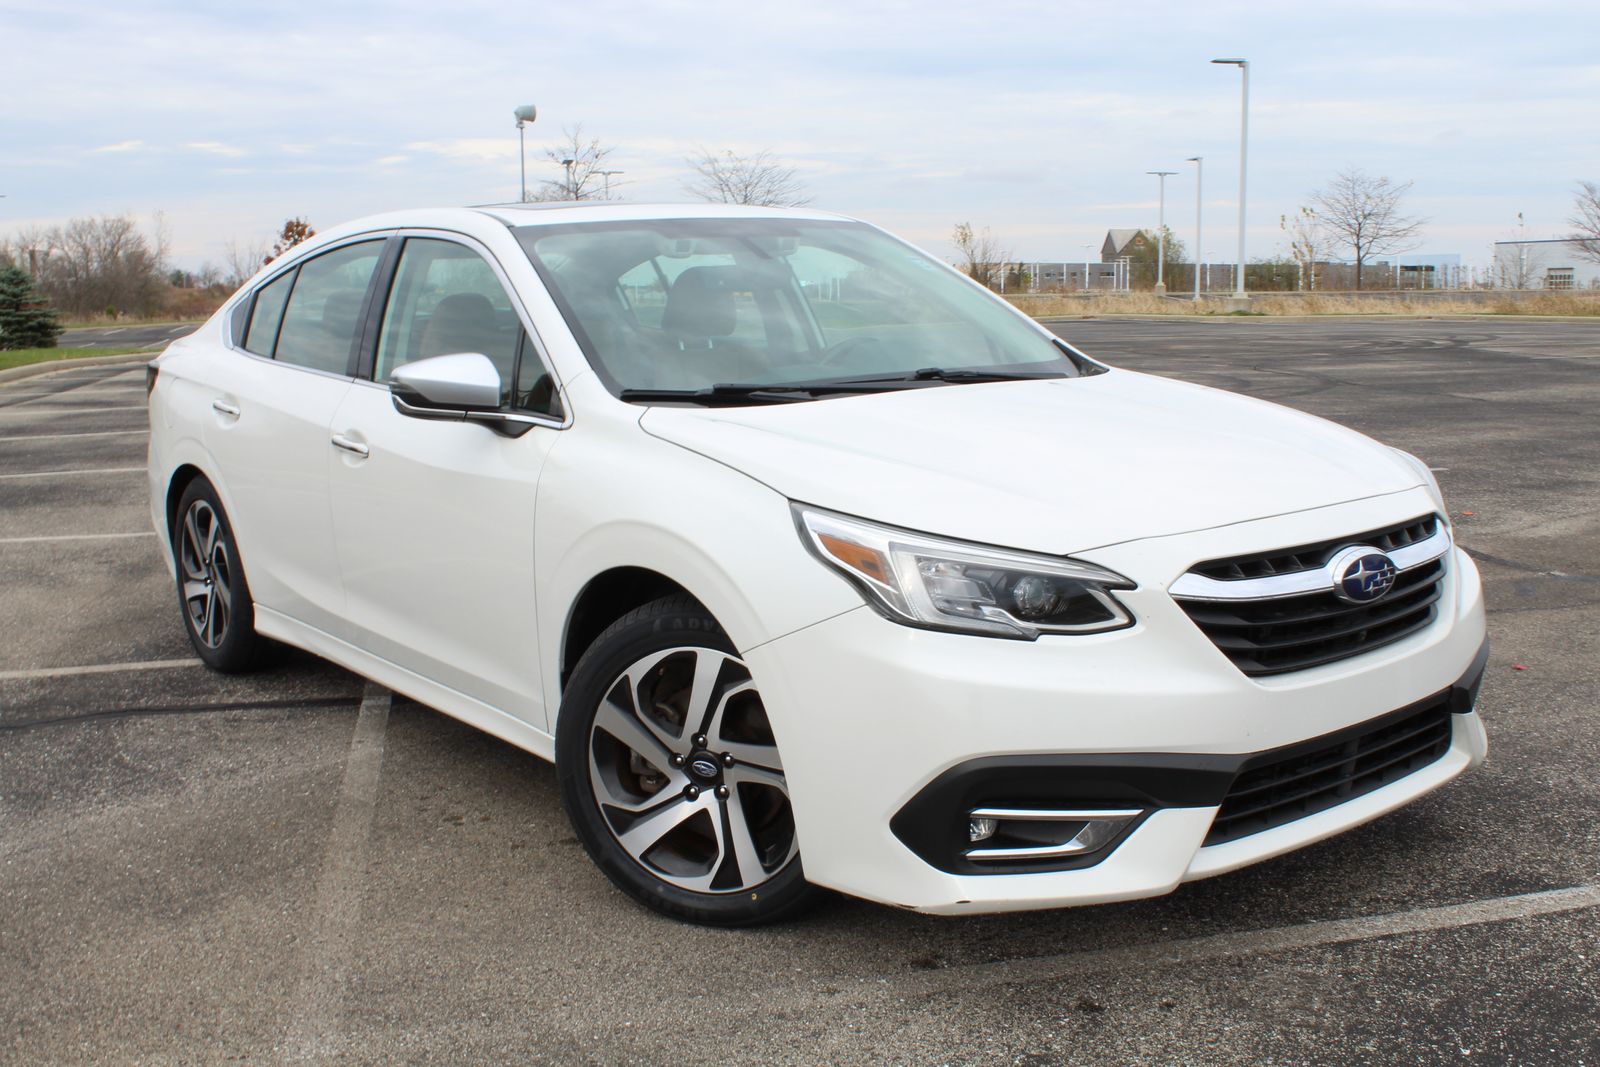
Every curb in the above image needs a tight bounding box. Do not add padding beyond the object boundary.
[0,351,157,386]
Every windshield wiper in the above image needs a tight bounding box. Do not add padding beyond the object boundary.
[803,367,1068,388]
[618,384,819,406]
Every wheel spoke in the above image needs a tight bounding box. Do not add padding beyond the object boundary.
[721,790,769,889]
[617,792,710,856]
[594,693,678,768]
[212,568,232,610]
[682,648,728,738]
[182,578,210,607]
[199,508,219,560]
[725,762,787,793]
[200,590,218,646]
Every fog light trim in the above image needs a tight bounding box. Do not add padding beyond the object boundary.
[963,807,1145,862]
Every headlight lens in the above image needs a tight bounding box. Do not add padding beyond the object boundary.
[1390,447,1447,512]
[793,504,1135,639]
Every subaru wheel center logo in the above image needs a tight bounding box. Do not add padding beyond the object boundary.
[1328,545,1399,604]
[689,757,720,780]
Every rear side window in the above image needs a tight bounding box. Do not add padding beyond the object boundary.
[272,241,385,374]
[242,270,294,356]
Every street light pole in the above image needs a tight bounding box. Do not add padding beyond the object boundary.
[1147,170,1176,295]
[1187,156,1202,301]
[561,157,576,199]
[597,170,624,199]
[513,104,538,203]
[1211,58,1249,299]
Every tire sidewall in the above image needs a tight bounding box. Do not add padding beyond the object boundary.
[555,601,811,926]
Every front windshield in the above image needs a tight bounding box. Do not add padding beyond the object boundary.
[514,219,1082,398]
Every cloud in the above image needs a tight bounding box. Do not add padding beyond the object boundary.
[407,139,514,162]
[92,140,145,154]
[186,141,246,158]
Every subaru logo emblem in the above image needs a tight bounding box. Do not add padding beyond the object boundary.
[1328,545,1398,604]
[689,758,720,780]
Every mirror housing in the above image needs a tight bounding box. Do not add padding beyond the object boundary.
[388,353,535,437]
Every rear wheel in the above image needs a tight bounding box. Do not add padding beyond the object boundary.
[173,478,264,673]
[557,595,812,926]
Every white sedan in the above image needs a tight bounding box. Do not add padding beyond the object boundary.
[147,204,1488,925]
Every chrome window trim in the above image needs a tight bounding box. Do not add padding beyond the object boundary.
[375,228,573,429]
[1168,522,1452,603]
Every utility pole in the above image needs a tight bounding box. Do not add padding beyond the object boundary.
[513,104,537,202]
[597,170,624,200]
[561,158,576,199]
[1187,156,1202,301]
[1148,171,1177,295]
[1211,58,1249,300]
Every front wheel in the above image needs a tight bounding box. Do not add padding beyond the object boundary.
[556,596,813,926]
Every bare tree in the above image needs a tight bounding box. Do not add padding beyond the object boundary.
[223,236,272,288]
[684,147,810,207]
[952,222,1007,290]
[531,125,618,202]
[35,215,168,317]
[1309,169,1426,289]
[1281,206,1327,290]
[1570,180,1600,264]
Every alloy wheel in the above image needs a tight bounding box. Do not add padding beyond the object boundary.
[178,499,232,649]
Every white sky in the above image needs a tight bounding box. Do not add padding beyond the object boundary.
[4,0,1595,270]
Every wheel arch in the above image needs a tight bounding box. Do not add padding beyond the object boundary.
[559,566,708,691]
[164,463,208,545]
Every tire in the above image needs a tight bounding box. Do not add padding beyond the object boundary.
[556,595,814,926]
[171,477,265,673]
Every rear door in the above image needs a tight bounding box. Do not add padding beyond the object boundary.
[202,237,389,635]
[325,233,566,727]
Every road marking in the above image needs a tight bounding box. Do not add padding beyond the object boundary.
[0,466,145,480]
[0,429,148,441]
[880,883,1600,999]
[0,532,156,544]
[281,683,392,1060]
[0,658,201,682]
[0,406,149,416]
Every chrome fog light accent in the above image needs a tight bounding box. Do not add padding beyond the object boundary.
[968,816,999,843]
[963,807,1145,862]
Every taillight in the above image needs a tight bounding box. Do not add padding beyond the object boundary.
[145,362,159,397]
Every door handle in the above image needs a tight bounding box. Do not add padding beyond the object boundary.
[330,434,370,458]
[212,400,241,417]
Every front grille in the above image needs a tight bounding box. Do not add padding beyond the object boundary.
[1191,515,1438,582]
[1174,515,1447,676]
[1204,696,1454,846]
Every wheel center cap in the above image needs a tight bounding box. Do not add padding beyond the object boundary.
[687,752,721,781]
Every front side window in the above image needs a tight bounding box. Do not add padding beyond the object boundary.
[516,220,1081,398]
[374,238,560,416]
[272,241,385,374]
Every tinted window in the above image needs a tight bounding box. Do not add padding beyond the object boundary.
[273,241,384,374]
[242,270,294,356]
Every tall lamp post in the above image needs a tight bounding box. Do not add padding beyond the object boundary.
[561,157,576,199]
[1186,156,1203,301]
[597,169,624,200]
[513,104,538,203]
[1147,170,1176,295]
[1211,58,1249,299]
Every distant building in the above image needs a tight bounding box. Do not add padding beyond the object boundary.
[1101,229,1154,260]
[1492,239,1600,289]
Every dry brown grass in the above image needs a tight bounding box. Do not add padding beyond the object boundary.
[1008,290,1600,318]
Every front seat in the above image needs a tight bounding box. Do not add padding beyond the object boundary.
[659,267,761,382]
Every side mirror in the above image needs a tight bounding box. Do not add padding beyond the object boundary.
[387,353,536,438]
[389,352,502,411]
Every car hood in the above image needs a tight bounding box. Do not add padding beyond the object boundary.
[638,370,1423,555]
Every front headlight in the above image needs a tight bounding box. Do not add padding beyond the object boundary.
[1390,447,1447,512]
[792,504,1135,639]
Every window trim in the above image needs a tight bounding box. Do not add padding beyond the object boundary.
[352,228,570,430]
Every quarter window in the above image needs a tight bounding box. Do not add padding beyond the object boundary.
[272,241,385,374]
[242,270,294,357]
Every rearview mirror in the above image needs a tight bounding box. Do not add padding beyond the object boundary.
[389,352,502,411]
[387,353,536,438]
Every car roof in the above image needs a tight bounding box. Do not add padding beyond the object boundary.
[470,201,855,227]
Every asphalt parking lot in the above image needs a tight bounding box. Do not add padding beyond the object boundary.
[3,318,1597,1065]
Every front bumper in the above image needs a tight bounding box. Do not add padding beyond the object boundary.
[744,494,1488,914]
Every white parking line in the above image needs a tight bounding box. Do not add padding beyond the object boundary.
[881,882,1600,999]
[0,532,156,544]
[282,683,391,1057]
[0,658,201,682]
[0,405,149,414]
[0,429,149,442]
[0,467,145,480]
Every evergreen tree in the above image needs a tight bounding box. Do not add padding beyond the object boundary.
[0,266,64,350]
